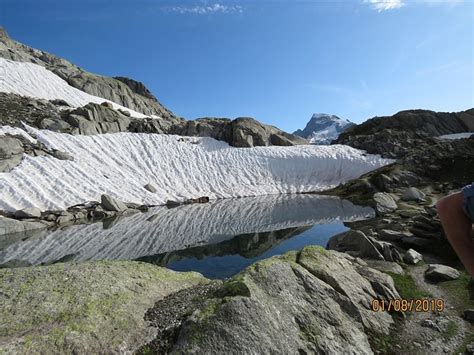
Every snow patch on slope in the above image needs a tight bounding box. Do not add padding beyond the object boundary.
[438,132,474,140]
[0,126,393,211]
[0,125,37,142]
[0,58,152,118]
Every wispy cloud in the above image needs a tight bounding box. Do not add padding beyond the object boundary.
[364,0,464,12]
[364,0,405,12]
[165,3,244,15]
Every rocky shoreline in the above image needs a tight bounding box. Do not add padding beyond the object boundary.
[0,192,211,237]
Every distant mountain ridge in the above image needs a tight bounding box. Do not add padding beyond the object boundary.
[293,113,355,145]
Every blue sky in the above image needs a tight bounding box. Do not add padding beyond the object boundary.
[1,0,473,132]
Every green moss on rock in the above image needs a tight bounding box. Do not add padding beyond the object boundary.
[0,261,207,354]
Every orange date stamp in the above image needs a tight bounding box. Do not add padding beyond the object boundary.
[371,298,445,313]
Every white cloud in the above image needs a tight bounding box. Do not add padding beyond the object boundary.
[364,0,405,12]
[364,0,464,12]
[166,3,244,15]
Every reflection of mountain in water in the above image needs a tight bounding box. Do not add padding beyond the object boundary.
[0,195,374,267]
[138,226,312,266]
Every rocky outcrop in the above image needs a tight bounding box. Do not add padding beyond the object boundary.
[0,215,46,235]
[0,136,23,172]
[131,115,307,147]
[0,93,306,147]
[403,248,423,264]
[0,92,63,128]
[114,77,157,100]
[100,194,128,213]
[0,27,175,118]
[373,192,398,216]
[0,128,74,172]
[231,117,306,147]
[0,261,207,354]
[0,246,401,354]
[335,108,474,158]
[141,246,399,354]
[327,229,403,263]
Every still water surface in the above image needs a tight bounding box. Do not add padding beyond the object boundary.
[0,194,374,278]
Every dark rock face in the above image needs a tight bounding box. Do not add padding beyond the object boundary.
[0,92,63,128]
[335,109,473,158]
[0,27,175,118]
[114,77,157,101]
[231,117,306,147]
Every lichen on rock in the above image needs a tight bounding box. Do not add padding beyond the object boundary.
[0,261,207,354]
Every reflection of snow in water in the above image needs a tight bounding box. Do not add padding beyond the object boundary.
[0,195,373,266]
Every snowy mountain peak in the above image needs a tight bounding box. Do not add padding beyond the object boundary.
[293,113,355,145]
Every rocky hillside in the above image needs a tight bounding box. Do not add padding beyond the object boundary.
[294,113,354,145]
[0,27,306,148]
[335,108,474,158]
[0,27,174,118]
[322,108,474,353]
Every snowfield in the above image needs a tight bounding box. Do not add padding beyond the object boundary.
[0,126,393,211]
[0,58,152,118]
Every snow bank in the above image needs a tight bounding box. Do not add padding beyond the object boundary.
[0,58,151,118]
[0,126,393,211]
[0,195,373,265]
[0,125,36,143]
[438,132,474,140]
